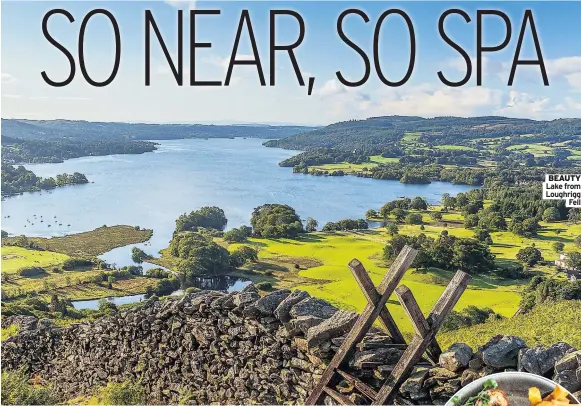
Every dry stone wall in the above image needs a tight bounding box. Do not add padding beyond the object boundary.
[2,285,581,405]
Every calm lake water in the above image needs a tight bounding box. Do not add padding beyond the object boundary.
[2,138,474,266]
[71,275,251,310]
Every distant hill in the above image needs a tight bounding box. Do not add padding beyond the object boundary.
[1,119,318,142]
[264,116,581,151]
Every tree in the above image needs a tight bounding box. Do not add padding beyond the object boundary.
[430,211,443,221]
[552,242,565,253]
[392,208,406,223]
[107,276,116,289]
[380,202,395,219]
[516,247,543,266]
[383,235,410,261]
[250,204,304,238]
[575,235,581,248]
[510,218,541,238]
[1,230,7,238]
[131,247,151,263]
[473,228,493,244]
[223,227,249,243]
[451,239,495,274]
[169,232,230,275]
[306,217,319,232]
[464,214,479,228]
[568,209,581,224]
[455,193,469,208]
[405,213,423,225]
[542,207,561,222]
[365,210,377,220]
[175,206,228,233]
[386,223,398,236]
[410,197,428,211]
[441,193,456,210]
[477,211,507,231]
[229,246,259,267]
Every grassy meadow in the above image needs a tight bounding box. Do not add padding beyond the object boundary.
[19,225,153,256]
[439,300,581,349]
[216,207,576,340]
[1,225,157,301]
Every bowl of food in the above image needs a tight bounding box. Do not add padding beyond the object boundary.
[445,372,580,406]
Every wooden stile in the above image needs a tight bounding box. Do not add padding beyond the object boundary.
[305,245,472,405]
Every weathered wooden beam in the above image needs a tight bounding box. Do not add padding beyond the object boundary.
[349,259,406,344]
[336,369,378,400]
[323,386,356,405]
[373,271,471,405]
[395,285,442,363]
[305,246,418,405]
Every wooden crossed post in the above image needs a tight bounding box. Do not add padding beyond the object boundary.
[305,245,472,405]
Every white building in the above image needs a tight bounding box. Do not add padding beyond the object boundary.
[555,253,581,281]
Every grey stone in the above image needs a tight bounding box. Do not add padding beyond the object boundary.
[553,351,581,393]
[481,335,527,368]
[439,343,473,372]
[555,350,581,373]
[554,369,581,393]
[288,315,325,335]
[460,369,479,387]
[254,289,291,316]
[306,310,358,350]
[400,367,430,400]
[274,290,310,323]
[289,297,338,320]
[232,291,260,307]
[424,368,459,388]
[351,347,403,369]
[519,343,576,375]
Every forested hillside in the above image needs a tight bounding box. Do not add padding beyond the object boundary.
[265,116,581,151]
[266,116,581,186]
[1,119,316,141]
[2,136,157,164]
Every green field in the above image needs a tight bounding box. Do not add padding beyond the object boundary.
[1,246,70,274]
[506,143,554,156]
[308,155,400,174]
[1,226,158,301]
[1,245,158,300]
[233,230,521,337]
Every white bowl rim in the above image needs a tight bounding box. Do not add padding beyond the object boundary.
[443,371,580,406]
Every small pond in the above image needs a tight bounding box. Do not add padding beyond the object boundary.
[71,275,251,310]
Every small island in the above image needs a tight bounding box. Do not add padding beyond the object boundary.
[1,164,89,197]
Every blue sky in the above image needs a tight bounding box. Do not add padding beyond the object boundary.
[1,1,580,125]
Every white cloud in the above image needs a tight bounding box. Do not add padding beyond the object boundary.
[164,0,196,10]
[317,79,346,97]
[546,56,581,90]
[1,73,16,84]
[494,90,566,119]
[443,56,506,84]
[2,94,21,99]
[373,86,503,117]
[566,97,581,110]
[325,84,503,119]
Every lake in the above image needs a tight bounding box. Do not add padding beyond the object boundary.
[2,138,474,267]
[71,275,251,310]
